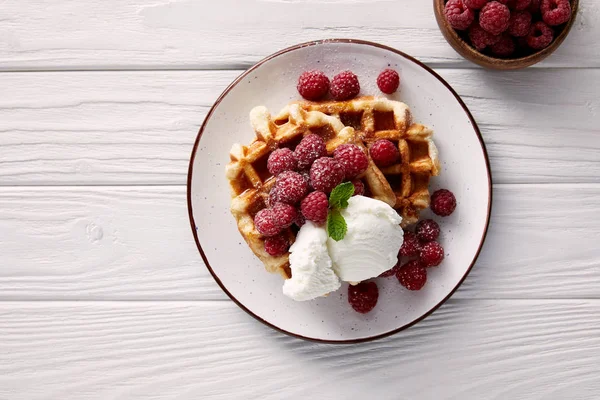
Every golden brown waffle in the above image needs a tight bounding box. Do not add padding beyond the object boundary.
[226,97,440,279]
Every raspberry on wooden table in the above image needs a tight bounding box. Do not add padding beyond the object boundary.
[294,134,327,170]
[271,202,298,229]
[379,260,401,278]
[480,1,511,35]
[415,219,441,243]
[297,70,330,101]
[420,241,445,267]
[508,11,532,37]
[267,148,297,176]
[348,282,379,314]
[300,191,329,224]
[526,21,554,49]
[430,189,457,217]
[399,231,420,257]
[376,69,400,94]
[264,235,290,256]
[491,34,516,57]
[541,0,571,26]
[254,209,282,237]
[369,139,400,167]
[444,0,475,30]
[330,70,360,101]
[351,179,365,196]
[463,0,490,10]
[333,144,369,179]
[310,157,345,193]
[274,171,309,204]
[397,260,427,291]
[469,22,501,50]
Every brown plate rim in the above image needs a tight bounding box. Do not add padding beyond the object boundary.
[186,38,493,344]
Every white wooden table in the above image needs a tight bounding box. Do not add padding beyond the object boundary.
[1,1,599,398]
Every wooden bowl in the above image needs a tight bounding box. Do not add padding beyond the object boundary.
[434,0,579,69]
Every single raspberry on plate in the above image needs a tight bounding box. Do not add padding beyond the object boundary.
[463,0,490,10]
[370,139,400,167]
[445,0,475,30]
[491,34,516,57]
[420,241,445,267]
[300,191,329,224]
[294,134,327,170]
[541,0,571,26]
[480,1,511,35]
[275,171,309,204]
[399,231,420,257]
[310,157,345,193]
[508,11,532,37]
[330,70,360,100]
[397,260,427,291]
[526,21,554,49]
[351,179,365,196]
[415,219,441,243]
[528,0,541,13]
[264,235,290,256]
[379,260,401,278]
[267,148,297,176]
[333,144,369,179]
[271,202,298,229]
[297,70,330,101]
[431,189,457,217]
[376,69,400,94]
[254,209,282,237]
[469,22,501,50]
[348,281,379,314]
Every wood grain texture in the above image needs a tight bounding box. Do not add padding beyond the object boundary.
[0,0,597,71]
[0,69,598,186]
[0,184,598,300]
[0,300,599,399]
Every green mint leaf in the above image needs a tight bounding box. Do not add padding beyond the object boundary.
[327,209,347,241]
[329,182,355,209]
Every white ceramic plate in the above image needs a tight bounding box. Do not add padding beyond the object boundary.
[188,39,491,343]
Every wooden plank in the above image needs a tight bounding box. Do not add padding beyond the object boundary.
[0,300,598,399]
[0,184,598,300]
[0,0,597,70]
[0,69,598,185]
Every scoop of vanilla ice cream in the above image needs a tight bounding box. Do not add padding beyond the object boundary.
[283,221,341,301]
[327,196,404,282]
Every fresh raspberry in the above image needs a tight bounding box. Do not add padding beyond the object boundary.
[379,260,401,278]
[267,148,297,176]
[491,34,516,57]
[254,209,281,237]
[333,144,369,179]
[480,1,511,35]
[526,21,554,49]
[271,202,298,229]
[294,134,327,170]
[369,139,400,167]
[463,0,489,10]
[297,70,330,101]
[445,0,476,30]
[376,69,400,94]
[348,281,379,314]
[498,0,531,10]
[469,22,501,50]
[294,212,306,227]
[528,0,541,13]
[351,179,365,196]
[430,189,457,217]
[397,260,427,291]
[399,231,420,257]
[310,157,345,193]
[541,0,571,26]
[274,171,309,204]
[268,186,281,207]
[300,191,329,224]
[330,70,360,101]
[420,241,445,267]
[508,11,532,37]
[264,235,289,256]
[415,219,441,243]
